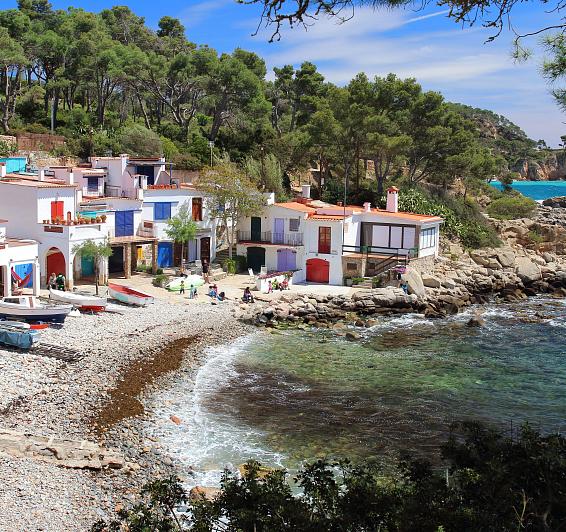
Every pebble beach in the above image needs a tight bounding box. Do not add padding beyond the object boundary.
[0,288,247,531]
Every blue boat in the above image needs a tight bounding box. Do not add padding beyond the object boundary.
[0,324,40,349]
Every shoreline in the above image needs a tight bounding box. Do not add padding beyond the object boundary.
[0,292,250,531]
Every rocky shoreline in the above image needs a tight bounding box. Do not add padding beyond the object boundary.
[0,294,245,531]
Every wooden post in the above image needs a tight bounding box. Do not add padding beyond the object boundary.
[151,240,158,274]
[124,244,132,279]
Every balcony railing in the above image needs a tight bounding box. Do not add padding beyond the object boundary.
[105,185,143,200]
[237,230,303,247]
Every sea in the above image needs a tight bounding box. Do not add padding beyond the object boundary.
[147,297,566,488]
[490,180,566,200]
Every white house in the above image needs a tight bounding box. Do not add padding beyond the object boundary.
[0,219,40,297]
[142,184,217,268]
[236,186,443,285]
[0,166,109,289]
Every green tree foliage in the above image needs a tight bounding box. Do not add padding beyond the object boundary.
[95,422,566,531]
[487,194,538,220]
[198,162,265,258]
[164,202,198,269]
[119,124,163,157]
[72,239,112,295]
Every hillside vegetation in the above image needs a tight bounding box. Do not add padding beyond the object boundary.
[0,1,544,248]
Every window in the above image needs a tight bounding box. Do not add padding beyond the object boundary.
[289,218,300,232]
[154,202,172,221]
[50,201,64,221]
[318,226,331,254]
[192,198,203,221]
[420,228,437,249]
[87,176,99,192]
[347,262,358,271]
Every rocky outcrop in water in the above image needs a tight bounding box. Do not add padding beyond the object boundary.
[512,151,566,181]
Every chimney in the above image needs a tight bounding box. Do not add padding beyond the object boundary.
[301,184,311,199]
[386,186,399,213]
[38,168,45,181]
[0,163,6,178]
[363,201,371,213]
[67,168,74,185]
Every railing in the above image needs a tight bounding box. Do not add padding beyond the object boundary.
[342,244,415,277]
[105,185,142,200]
[237,230,304,247]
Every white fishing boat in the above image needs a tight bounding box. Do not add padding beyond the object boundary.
[49,287,107,312]
[108,283,154,307]
[0,296,73,324]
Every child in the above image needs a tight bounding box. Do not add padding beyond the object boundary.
[281,278,289,291]
[267,280,273,294]
[188,284,194,299]
[208,284,217,298]
[179,279,185,295]
[192,285,198,298]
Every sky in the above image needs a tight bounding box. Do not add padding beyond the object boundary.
[7,0,565,146]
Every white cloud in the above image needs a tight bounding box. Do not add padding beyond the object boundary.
[179,0,232,28]
[252,7,564,145]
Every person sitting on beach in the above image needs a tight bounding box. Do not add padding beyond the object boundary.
[272,278,279,291]
[208,284,218,298]
[242,287,254,303]
[48,273,57,290]
[217,291,226,302]
[280,278,289,291]
[56,273,66,292]
[179,279,185,295]
[401,281,409,294]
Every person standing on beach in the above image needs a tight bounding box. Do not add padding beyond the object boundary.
[202,259,209,283]
[48,273,57,290]
[179,279,185,295]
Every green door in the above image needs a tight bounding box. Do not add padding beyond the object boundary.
[251,217,262,242]
[247,247,265,273]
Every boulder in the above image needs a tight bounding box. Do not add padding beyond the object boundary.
[422,274,441,288]
[401,268,426,298]
[515,256,542,283]
[346,331,362,341]
[493,248,516,268]
[467,315,485,327]
[189,486,222,501]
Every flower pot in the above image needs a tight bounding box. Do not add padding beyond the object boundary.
[101,215,107,222]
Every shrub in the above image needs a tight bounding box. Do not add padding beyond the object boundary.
[155,268,164,275]
[372,276,383,288]
[487,195,537,220]
[528,229,544,245]
[152,274,167,287]
[224,258,237,275]
[351,277,365,285]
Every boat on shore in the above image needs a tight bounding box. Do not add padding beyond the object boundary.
[49,288,107,312]
[0,296,73,323]
[165,275,204,292]
[108,283,154,306]
[0,323,40,349]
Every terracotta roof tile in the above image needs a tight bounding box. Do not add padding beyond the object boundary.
[274,202,316,213]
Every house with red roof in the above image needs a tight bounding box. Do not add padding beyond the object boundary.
[236,185,443,285]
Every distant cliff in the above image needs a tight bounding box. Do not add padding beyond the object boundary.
[450,103,564,181]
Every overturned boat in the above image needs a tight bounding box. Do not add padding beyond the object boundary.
[108,283,154,307]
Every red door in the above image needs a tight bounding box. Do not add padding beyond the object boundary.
[306,258,329,283]
[50,201,64,221]
[318,226,331,254]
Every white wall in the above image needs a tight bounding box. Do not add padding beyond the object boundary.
[418,224,441,258]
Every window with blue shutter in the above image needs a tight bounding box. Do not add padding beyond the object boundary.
[154,202,172,221]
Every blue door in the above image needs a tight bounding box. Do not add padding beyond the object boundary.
[157,242,174,268]
[277,249,296,271]
[115,210,134,237]
[13,263,33,288]
[273,218,284,244]
[81,256,95,276]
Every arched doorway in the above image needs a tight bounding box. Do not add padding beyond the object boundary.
[46,247,66,278]
[247,247,266,273]
[306,258,329,283]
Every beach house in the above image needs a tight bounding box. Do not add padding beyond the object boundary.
[236,186,443,285]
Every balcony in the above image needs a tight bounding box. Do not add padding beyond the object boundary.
[137,220,157,238]
[237,230,303,247]
[105,185,143,200]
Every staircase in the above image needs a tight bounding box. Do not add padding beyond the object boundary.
[215,246,236,265]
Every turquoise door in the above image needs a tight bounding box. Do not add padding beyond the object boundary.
[81,256,95,276]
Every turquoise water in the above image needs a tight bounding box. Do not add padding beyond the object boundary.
[490,180,566,200]
[149,298,566,486]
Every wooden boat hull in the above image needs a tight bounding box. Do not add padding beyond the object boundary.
[0,302,73,324]
[49,288,107,312]
[108,283,154,307]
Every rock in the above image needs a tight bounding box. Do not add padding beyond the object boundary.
[467,315,485,327]
[346,331,361,341]
[401,268,426,298]
[515,256,542,283]
[422,274,441,288]
[494,248,516,268]
[169,415,182,425]
[189,486,221,501]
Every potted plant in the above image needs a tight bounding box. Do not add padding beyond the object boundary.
[344,276,353,287]
[95,216,102,223]
[101,214,107,222]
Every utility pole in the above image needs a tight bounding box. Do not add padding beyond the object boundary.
[208,141,214,167]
